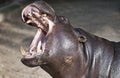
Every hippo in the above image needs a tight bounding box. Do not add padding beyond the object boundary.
[20,1,120,78]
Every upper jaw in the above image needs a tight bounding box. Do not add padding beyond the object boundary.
[24,8,56,36]
[21,3,55,31]
[24,11,49,32]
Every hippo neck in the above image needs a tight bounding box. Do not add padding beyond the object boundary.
[74,28,114,78]
[40,64,62,78]
[41,27,114,78]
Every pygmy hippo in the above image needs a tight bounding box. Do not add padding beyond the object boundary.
[20,1,120,78]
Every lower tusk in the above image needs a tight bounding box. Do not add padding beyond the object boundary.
[20,46,26,56]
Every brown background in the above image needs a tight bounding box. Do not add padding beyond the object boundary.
[0,0,120,78]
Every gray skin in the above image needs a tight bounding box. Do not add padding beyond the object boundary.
[21,1,120,78]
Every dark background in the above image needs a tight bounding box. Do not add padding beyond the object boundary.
[0,0,120,78]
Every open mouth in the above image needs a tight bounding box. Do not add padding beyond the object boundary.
[26,13,49,33]
[21,9,55,58]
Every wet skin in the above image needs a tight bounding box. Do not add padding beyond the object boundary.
[21,1,120,78]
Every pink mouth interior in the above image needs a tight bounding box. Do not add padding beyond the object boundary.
[21,29,46,59]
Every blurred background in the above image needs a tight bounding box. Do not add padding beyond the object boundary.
[0,0,120,78]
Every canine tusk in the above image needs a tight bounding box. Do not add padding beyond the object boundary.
[37,41,42,53]
[43,17,54,26]
[26,20,32,24]
[43,17,55,36]
[20,46,26,56]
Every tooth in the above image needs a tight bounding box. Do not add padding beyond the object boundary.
[26,20,32,24]
[43,17,55,35]
[42,20,46,24]
[32,12,40,17]
[43,17,54,26]
[20,46,26,56]
[42,14,47,17]
[42,43,45,53]
[37,41,42,53]
[28,13,32,16]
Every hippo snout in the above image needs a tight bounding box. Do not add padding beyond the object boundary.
[21,52,49,67]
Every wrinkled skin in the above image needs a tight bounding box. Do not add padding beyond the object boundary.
[21,1,120,78]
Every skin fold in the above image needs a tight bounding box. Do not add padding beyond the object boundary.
[20,1,120,78]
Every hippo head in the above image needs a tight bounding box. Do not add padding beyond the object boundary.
[21,1,88,77]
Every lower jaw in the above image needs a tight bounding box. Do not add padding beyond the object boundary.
[21,53,48,66]
[21,58,39,67]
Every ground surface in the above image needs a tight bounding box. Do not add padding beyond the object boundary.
[0,1,120,78]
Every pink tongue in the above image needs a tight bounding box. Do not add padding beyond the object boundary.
[29,29,45,52]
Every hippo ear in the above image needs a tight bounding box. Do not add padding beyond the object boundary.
[78,35,87,42]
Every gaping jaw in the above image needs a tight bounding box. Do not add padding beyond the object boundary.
[20,1,55,67]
